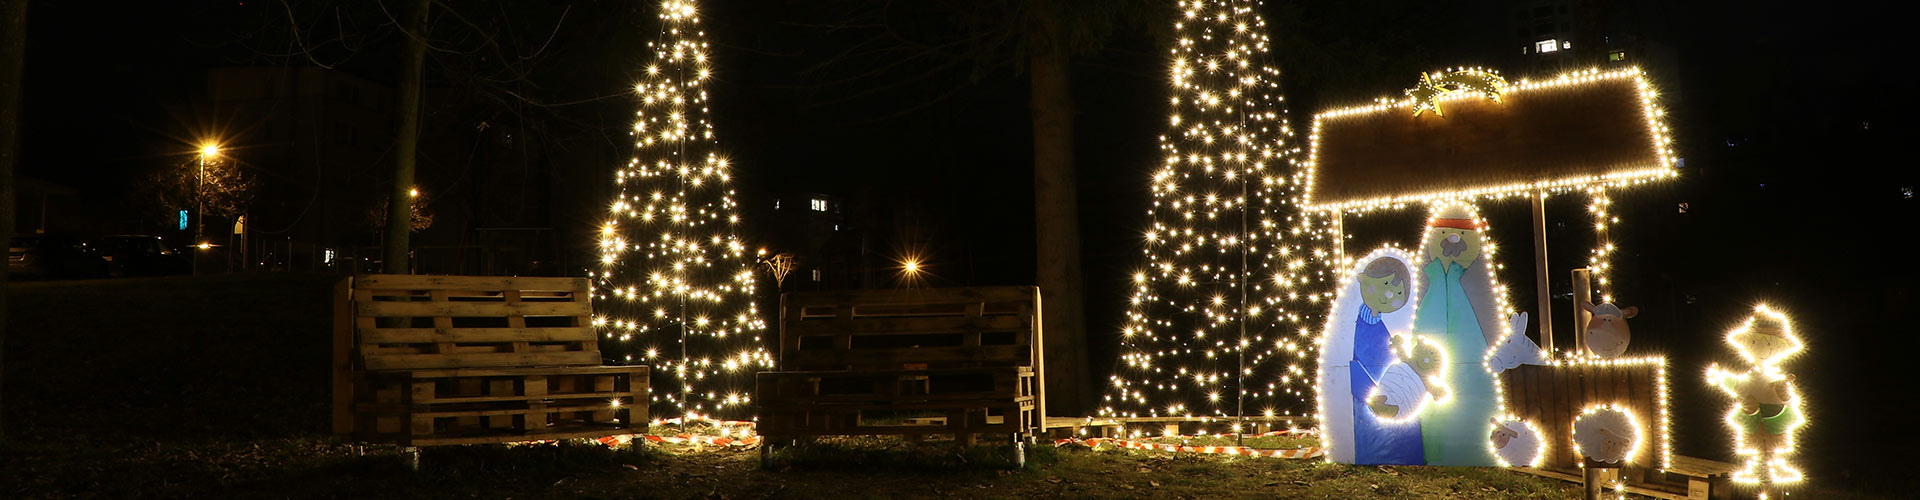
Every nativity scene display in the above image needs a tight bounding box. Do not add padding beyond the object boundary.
[1304,66,1806,497]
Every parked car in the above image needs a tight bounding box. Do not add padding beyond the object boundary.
[97,235,192,277]
[8,234,111,280]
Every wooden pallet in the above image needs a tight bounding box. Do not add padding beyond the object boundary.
[334,275,649,449]
[758,397,1037,446]
[1513,453,1736,500]
[1499,360,1670,469]
[757,287,1045,463]
[759,366,1034,403]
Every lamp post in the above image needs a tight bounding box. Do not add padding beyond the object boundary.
[195,143,218,275]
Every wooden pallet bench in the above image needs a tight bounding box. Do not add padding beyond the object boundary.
[1513,454,1735,500]
[332,275,648,464]
[756,287,1046,467]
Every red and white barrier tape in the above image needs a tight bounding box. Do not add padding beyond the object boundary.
[596,432,762,448]
[650,414,757,428]
[1054,429,1323,459]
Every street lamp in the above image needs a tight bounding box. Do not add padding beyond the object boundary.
[895,253,925,288]
[194,143,219,275]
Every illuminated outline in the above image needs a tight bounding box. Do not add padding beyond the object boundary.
[1303,67,1678,214]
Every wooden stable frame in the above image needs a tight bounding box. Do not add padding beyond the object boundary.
[1501,361,1735,500]
[333,275,649,449]
[1501,362,1669,469]
[756,287,1045,464]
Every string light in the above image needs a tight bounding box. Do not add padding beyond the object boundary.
[1406,68,1507,117]
[1102,0,1336,420]
[593,0,772,420]
[1489,416,1546,468]
[1571,404,1644,465]
[1707,305,1806,492]
[1297,66,1682,470]
[1586,188,1616,303]
[1303,67,1679,214]
[1314,203,1524,465]
[1313,246,1420,463]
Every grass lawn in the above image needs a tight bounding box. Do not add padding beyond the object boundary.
[0,274,1887,499]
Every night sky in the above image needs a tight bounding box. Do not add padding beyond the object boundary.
[13,0,1920,490]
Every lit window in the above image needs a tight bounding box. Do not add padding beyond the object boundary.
[811,269,822,281]
[810,198,828,211]
[1562,40,1572,50]
[1609,50,1627,62]
[774,199,781,210]
[1535,39,1558,53]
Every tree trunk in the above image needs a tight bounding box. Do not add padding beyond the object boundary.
[0,0,29,444]
[383,0,428,274]
[1028,0,1088,417]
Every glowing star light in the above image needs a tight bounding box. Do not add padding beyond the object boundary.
[1407,69,1507,117]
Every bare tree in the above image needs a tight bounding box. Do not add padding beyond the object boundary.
[796,0,1154,416]
[0,0,28,443]
[384,0,429,274]
[252,1,632,275]
[141,156,259,221]
[1026,0,1090,418]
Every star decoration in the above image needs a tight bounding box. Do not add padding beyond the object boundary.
[1408,73,1448,116]
[1406,69,1508,117]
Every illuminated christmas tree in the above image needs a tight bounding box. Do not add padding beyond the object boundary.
[1101,0,1334,419]
[594,0,772,419]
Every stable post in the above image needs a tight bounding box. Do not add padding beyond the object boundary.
[1572,268,1592,356]
[1530,191,1554,352]
[1582,465,1603,500]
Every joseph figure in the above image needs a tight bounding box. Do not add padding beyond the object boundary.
[1412,205,1502,466]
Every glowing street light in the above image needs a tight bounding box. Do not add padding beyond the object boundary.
[194,143,221,275]
[894,253,928,288]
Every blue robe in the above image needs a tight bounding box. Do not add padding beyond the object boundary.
[1414,259,1499,466]
[1351,305,1425,465]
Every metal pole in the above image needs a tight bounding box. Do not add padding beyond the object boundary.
[194,154,204,275]
[1530,191,1553,353]
[1235,157,1248,447]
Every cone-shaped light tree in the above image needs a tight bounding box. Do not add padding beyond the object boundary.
[1101,0,1334,419]
[595,0,772,420]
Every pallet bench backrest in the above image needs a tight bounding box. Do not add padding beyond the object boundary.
[337,274,602,373]
[779,287,1043,373]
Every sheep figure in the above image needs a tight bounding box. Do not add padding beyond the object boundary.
[1579,300,1638,358]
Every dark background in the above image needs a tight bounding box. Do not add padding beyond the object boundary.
[11,0,1918,491]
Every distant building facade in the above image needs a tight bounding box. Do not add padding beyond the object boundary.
[1506,0,1679,100]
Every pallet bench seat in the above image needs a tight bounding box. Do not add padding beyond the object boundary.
[332,275,648,458]
[756,287,1046,466]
